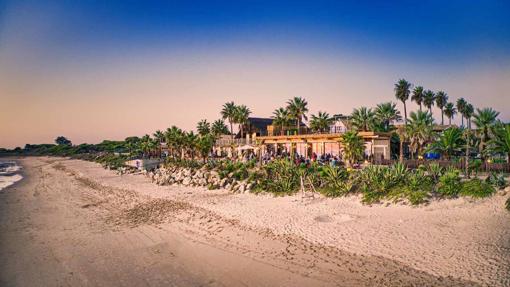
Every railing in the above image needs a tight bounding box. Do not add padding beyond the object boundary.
[215,138,254,147]
[268,126,347,136]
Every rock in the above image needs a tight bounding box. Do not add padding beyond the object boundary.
[182,177,191,186]
[239,184,246,193]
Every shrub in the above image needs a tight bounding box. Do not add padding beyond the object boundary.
[485,172,508,190]
[427,163,444,183]
[320,165,352,196]
[258,159,300,194]
[460,179,496,198]
[437,168,461,197]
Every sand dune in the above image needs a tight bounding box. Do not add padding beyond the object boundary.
[1,157,508,286]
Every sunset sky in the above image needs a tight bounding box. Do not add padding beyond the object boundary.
[1,0,509,148]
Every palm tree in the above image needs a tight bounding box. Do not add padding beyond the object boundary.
[394,79,412,124]
[350,107,376,132]
[272,107,291,135]
[428,127,464,160]
[456,98,467,127]
[196,134,215,161]
[443,102,456,126]
[488,123,510,166]
[196,119,211,136]
[153,130,165,157]
[463,103,474,129]
[341,131,365,167]
[472,107,499,159]
[234,105,251,138]
[406,110,434,159]
[211,119,229,137]
[221,102,237,140]
[375,102,402,131]
[423,90,435,115]
[411,86,424,111]
[309,111,334,133]
[286,97,308,134]
[165,126,184,159]
[183,131,198,159]
[435,91,448,125]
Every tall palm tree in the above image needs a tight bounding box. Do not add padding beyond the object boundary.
[196,119,211,136]
[341,131,365,167]
[406,110,434,159]
[221,102,237,140]
[456,98,467,127]
[488,123,510,166]
[153,130,165,157]
[443,102,456,126]
[463,103,474,129]
[165,126,184,159]
[211,119,229,137]
[435,91,448,125]
[423,90,435,115]
[428,127,464,160]
[272,107,291,135]
[234,105,251,138]
[309,111,334,133]
[472,107,499,159]
[411,86,424,111]
[286,97,308,134]
[375,102,402,131]
[350,107,376,132]
[394,79,412,124]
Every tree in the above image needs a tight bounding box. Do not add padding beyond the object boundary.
[341,131,365,167]
[423,90,435,115]
[406,110,434,159]
[286,97,308,134]
[196,134,214,161]
[55,136,72,146]
[456,98,467,127]
[196,119,211,136]
[463,103,474,129]
[234,105,251,138]
[183,131,198,159]
[153,130,165,157]
[428,127,464,160]
[165,126,184,159]
[443,102,456,126]
[435,91,448,125]
[272,107,291,135]
[375,102,401,131]
[472,107,499,159]
[394,79,412,124]
[411,86,424,111]
[350,107,376,132]
[488,123,510,165]
[309,111,334,133]
[211,119,229,137]
[221,102,237,140]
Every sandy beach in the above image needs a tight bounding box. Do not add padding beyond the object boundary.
[1,157,509,286]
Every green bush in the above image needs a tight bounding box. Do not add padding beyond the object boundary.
[437,168,461,197]
[460,179,496,198]
[485,172,508,190]
[258,159,300,194]
[320,165,352,196]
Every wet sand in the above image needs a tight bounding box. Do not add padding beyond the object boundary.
[1,157,508,286]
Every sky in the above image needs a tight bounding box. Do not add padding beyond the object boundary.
[1,0,509,148]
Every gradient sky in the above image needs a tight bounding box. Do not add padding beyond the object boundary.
[1,0,509,148]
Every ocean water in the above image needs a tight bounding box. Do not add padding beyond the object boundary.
[0,161,23,191]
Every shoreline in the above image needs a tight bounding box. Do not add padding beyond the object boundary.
[1,156,508,286]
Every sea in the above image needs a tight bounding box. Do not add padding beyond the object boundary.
[0,161,23,191]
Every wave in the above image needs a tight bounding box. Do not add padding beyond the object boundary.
[0,161,23,191]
